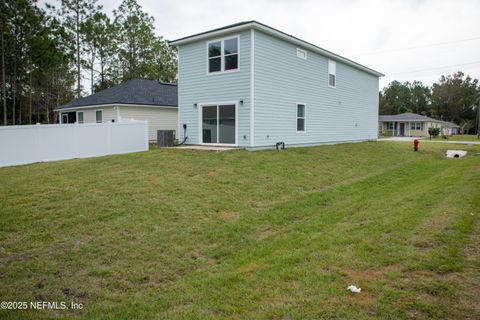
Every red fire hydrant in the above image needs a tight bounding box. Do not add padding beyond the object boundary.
[413,139,420,152]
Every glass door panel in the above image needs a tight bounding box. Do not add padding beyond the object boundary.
[218,104,235,144]
[202,106,217,143]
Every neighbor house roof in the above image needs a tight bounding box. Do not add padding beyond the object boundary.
[379,113,438,122]
[440,121,460,128]
[169,20,384,78]
[56,79,178,110]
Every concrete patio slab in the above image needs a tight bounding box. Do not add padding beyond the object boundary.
[172,145,240,151]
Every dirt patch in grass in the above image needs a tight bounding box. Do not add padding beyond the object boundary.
[342,265,402,310]
[238,261,264,273]
[346,264,402,282]
[252,227,279,240]
[345,289,376,309]
[410,208,457,252]
[218,211,238,221]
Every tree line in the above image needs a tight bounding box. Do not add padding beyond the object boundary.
[0,0,177,125]
[380,71,480,134]
[1,1,479,132]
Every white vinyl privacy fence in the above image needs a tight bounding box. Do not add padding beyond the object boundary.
[0,120,148,168]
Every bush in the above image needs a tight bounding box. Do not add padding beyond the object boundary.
[428,127,441,138]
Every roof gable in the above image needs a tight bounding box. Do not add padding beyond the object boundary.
[169,21,384,77]
[57,79,178,110]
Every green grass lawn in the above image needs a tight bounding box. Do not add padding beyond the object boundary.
[1,142,479,319]
[425,134,480,141]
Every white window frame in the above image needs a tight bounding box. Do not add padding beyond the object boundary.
[328,59,336,88]
[77,111,84,124]
[411,122,423,130]
[95,110,103,123]
[206,35,240,75]
[387,122,394,130]
[198,100,239,146]
[296,103,306,133]
[296,48,307,60]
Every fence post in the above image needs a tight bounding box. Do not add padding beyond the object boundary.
[74,122,78,158]
[35,123,41,163]
[144,120,149,150]
[107,121,112,155]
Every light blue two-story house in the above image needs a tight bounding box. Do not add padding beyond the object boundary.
[170,21,383,149]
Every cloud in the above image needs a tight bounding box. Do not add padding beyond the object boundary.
[41,0,480,89]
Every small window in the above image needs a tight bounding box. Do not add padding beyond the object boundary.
[96,110,102,123]
[387,122,394,130]
[77,111,84,124]
[297,104,305,132]
[328,60,336,87]
[296,48,307,59]
[208,37,239,73]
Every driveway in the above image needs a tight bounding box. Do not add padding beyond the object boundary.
[379,137,480,145]
[379,137,419,142]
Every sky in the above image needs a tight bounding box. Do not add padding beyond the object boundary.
[47,0,480,90]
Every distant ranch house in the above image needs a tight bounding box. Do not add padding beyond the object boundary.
[55,79,178,141]
[379,112,460,137]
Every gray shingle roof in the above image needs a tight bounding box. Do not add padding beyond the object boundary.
[440,121,460,128]
[379,112,437,122]
[57,79,178,110]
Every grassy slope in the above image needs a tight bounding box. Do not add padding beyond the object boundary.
[0,142,479,319]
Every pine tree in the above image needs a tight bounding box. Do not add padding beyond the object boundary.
[60,0,101,98]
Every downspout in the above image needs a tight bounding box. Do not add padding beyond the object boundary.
[250,28,255,147]
[116,105,121,122]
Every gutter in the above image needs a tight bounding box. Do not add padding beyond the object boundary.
[54,103,178,112]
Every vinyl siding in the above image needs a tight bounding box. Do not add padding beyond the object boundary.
[253,30,379,147]
[178,30,251,146]
[118,106,178,141]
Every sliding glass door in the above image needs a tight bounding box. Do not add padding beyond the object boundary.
[202,104,236,145]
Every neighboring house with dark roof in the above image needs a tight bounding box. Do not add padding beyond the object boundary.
[169,21,383,148]
[55,79,178,141]
[378,112,459,137]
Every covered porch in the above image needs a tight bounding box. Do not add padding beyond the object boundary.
[380,121,427,137]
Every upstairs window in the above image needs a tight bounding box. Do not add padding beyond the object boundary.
[208,36,239,73]
[296,48,307,59]
[328,60,336,88]
[297,103,306,132]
